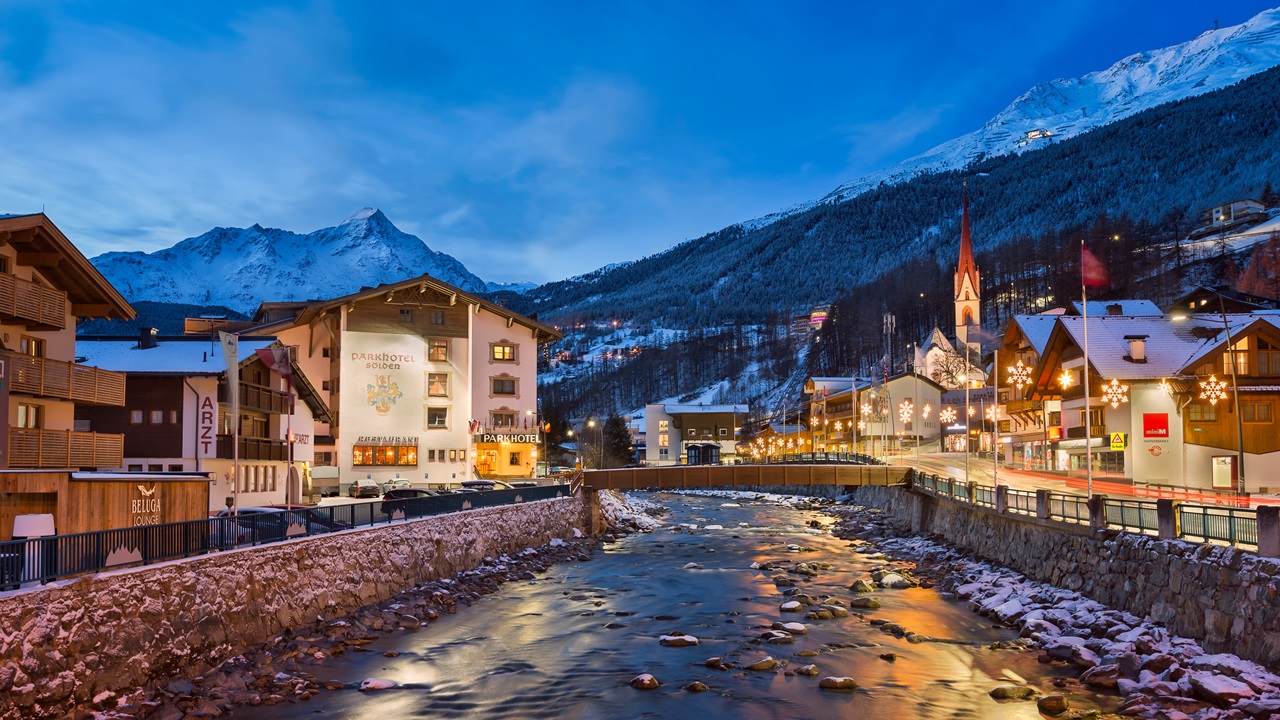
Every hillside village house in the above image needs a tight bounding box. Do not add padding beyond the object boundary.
[0,214,215,539]
[228,274,561,487]
[1023,311,1280,491]
[644,404,747,465]
[75,334,331,512]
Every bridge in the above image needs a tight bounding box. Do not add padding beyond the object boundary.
[579,464,910,491]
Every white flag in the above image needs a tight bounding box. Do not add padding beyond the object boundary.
[219,332,239,427]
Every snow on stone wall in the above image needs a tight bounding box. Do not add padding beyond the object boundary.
[0,497,590,718]
[847,485,1280,667]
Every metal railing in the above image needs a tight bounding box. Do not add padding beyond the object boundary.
[0,484,569,589]
[1133,481,1250,508]
[1007,489,1036,516]
[1049,494,1090,525]
[1179,504,1258,546]
[753,452,882,465]
[1103,498,1159,534]
[950,481,971,503]
[973,484,996,508]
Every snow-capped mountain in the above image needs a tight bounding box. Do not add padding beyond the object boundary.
[92,208,490,314]
[798,8,1280,212]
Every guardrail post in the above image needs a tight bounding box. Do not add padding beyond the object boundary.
[1155,499,1178,540]
[1089,494,1107,529]
[1035,489,1050,520]
[995,485,1008,513]
[967,481,977,503]
[1258,506,1280,558]
[904,467,915,489]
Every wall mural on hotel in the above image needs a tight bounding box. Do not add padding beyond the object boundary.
[366,375,404,415]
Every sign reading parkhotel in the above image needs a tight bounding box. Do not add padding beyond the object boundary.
[475,433,541,444]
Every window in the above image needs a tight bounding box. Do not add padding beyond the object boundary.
[1190,403,1217,422]
[170,410,180,424]
[492,377,516,396]
[430,310,445,325]
[322,381,330,391]
[168,464,183,471]
[719,428,728,437]
[322,347,331,358]
[130,409,144,424]
[16,403,42,429]
[492,343,515,361]
[0,257,7,273]
[659,434,669,448]
[449,449,457,461]
[687,428,696,437]
[1224,337,1249,376]
[1049,411,1061,426]
[492,412,516,428]
[659,448,668,458]
[19,336,45,358]
[509,451,521,465]
[428,338,448,362]
[1079,408,1103,427]
[150,410,164,424]
[352,444,419,466]
[147,464,162,472]
[428,372,449,397]
[399,309,413,323]
[128,464,143,472]
[1259,338,1280,376]
[427,406,448,428]
[1243,402,1273,423]
[429,449,437,461]
[658,420,669,433]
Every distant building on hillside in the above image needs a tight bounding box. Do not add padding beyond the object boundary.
[1202,199,1267,229]
[644,403,748,466]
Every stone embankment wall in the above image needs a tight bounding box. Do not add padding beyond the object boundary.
[848,485,1280,667]
[0,497,591,717]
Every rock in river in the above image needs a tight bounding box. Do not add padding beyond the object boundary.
[630,674,660,690]
[988,685,1037,700]
[360,678,396,691]
[747,657,779,671]
[659,634,699,647]
[818,677,858,692]
[1036,694,1070,715]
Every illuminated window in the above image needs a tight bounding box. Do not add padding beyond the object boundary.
[1225,337,1249,375]
[19,336,44,358]
[16,403,42,429]
[492,344,516,361]
[150,410,164,424]
[130,410,144,424]
[352,444,419,466]
[658,434,669,447]
[509,451,521,465]
[658,420,669,433]
[428,372,449,397]
[428,338,448,362]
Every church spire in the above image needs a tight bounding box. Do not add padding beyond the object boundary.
[953,182,981,342]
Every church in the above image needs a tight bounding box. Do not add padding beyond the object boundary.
[917,185,988,390]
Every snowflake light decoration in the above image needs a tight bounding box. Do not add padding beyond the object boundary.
[1200,375,1227,405]
[967,405,976,417]
[833,421,843,431]
[939,406,957,424]
[1008,359,1032,389]
[898,399,914,425]
[1101,378,1129,409]
[1158,378,1173,397]
[922,403,932,419]
[986,405,1000,421]
[857,420,866,431]
[860,403,872,417]
[1059,369,1074,389]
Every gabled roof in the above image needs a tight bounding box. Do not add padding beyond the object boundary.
[244,272,562,343]
[805,377,855,396]
[919,326,954,353]
[1068,300,1162,317]
[954,186,979,299]
[664,404,748,415]
[1178,314,1280,373]
[1168,285,1280,313]
[1007,315,1058,356]
[0,214,135,320]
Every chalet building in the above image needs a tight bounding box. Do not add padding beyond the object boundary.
[644,403,748,466]
[229,274,561,487]
[1202,199,1267,229]
[1169,286,1280,314]
[1025,311,1280,491]
[76,334,331,512]
[994,314,1059,468]
[804,377,859,453]
[803,373,944,456]
[0,214,134,471]
[749,422,809,460]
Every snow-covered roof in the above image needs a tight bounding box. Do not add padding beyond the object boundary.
[77,337,278,374]
[1069,300,1163,317]
[1179,314,1280,372]
[664,404,748,415]
[1051,315,1263,380]
[1010,315,1059,355]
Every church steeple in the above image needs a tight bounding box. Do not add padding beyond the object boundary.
[953,183,981,345]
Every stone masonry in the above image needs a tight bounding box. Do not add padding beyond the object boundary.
[0,496,591,718]
[848,485,1280,668]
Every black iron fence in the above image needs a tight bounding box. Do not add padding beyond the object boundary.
[750,453,883,465]
[0,485,570,590]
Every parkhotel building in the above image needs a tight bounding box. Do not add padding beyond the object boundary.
[227,273,561,488]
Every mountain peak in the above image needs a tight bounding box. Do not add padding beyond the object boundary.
[340,207,384,225]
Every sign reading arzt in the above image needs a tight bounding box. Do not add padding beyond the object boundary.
[475,433,541,444]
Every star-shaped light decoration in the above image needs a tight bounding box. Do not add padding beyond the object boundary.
[986,405,1000,421]
[939,406,957,424]
[898,399,914,425]
[857,420,866,431]
[833,421,843,431]
[860,403,872,417]
[1059,369,1074,389]
[1008,359,1032,390]
[922,403,932,419]
[1200,375,1227,405]
[967,405,976,417]
[1101,378,1129,409]
[1158,378,1173,397]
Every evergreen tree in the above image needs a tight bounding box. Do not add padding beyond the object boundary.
[602,414,634,469]
[1262,181,1279,209]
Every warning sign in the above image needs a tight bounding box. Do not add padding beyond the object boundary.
[1110,432,1126,451]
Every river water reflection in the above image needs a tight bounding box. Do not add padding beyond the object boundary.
[234,493,1110,720]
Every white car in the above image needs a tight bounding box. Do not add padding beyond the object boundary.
[381,478,412,494]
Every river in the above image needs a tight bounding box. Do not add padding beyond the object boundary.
[230,492,1112,719]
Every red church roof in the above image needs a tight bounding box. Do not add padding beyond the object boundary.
[954,185,980,299]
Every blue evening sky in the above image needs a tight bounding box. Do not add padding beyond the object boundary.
[0,1,1274,283]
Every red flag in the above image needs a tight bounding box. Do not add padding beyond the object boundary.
[1082,245,1110,287]
[254,347,294,390]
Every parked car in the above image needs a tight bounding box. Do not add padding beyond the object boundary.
[349,477,381,498]
[381,477,412,494]
[211,507,351,546]
[381,487,440,516]
[507,480,539,488]
[458,479,515,492]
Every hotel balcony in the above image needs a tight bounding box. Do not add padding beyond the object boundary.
[0,273,67,330]
[1066,425,1107,440]
[8,429,124,469]
[1004,398,1044,415]
[216,435,288,461]
[219,382,292,414]
[10,355,126,406]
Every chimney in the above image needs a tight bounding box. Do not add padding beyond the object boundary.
[1106,303,1123,316]
[139,327,158,350]
[1125,335,1147,363]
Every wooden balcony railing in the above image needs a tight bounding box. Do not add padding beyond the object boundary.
[1066,425,1108,440]
[219,382,291,414]
[0,273,66,330]
[216,435,288,461]
[1005,398,1044,415]
[8,429,124,469]
[10,355,127,406]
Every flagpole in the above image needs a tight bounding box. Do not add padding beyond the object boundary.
[1082,238,1093,497]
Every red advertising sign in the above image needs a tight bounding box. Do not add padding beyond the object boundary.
[1143,413,1169,439]
[1047,427,1062,441]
